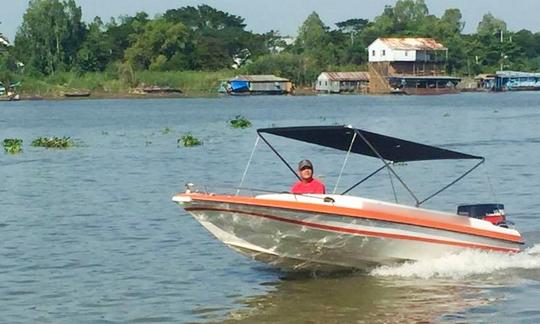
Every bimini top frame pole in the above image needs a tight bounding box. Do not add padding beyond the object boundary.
[353,128,421,206]
[257,125,485,206]
[257,131,300,181]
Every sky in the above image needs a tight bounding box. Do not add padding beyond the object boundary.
[1,0,539,42]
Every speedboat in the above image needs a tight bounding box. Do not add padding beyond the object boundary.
[172,126,524,271]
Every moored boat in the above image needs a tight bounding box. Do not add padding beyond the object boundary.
[173,125,524,272]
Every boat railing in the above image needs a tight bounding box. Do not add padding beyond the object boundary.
[184,183,285,197]
[183,183,332,202]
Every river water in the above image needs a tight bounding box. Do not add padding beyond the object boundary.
[1,93,540,323]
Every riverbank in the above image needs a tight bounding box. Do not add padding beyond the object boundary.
[12,70,235,100]
[8,71,485,100]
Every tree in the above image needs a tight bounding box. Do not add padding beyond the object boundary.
[124,18,188,70]
[296,12,329,53]
[393,0,429,32]
[105,12,150,63]
[14,0,86,75]
[76,17,112,72]
[477,13,507,36]
[163,5,266,69]
[163,5,246,30]
[439,9,465,36]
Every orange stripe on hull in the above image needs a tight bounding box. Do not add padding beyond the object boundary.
[186,206,521,253]
[177,193,524,244]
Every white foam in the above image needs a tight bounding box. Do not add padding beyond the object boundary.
[370,244,540,279]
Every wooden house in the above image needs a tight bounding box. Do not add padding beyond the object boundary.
[368,37,460,94]
[315,72,370,93]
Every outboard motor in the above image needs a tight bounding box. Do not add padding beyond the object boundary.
[457,203,508,227]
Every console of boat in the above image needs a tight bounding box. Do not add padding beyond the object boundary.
[173,125,524,272]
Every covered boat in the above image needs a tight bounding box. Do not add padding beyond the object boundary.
[173,126,524,271]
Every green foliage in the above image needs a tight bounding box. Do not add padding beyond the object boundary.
[3,138,23,154]
[161,127,173,135]
[14,0,85,75]
[31,136,75,148]
[124,18,189,70]
[135,70,232,94]
[7,2,540,87]
[477,13,507,36]
[178,133,201,147]
[76,17,112,72]
[229,115,252,129]
[243,53,306,84]
[163,5,265,70]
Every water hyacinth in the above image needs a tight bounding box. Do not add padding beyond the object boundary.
[229,115,252,129]
[31,136,75,149]
[161,127,173,135]
[3,138,23,154]
[178,133,201,147]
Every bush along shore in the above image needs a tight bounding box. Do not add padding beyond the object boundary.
[12,70,235,100]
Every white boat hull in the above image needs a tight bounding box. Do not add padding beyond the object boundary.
[175,193,523,272]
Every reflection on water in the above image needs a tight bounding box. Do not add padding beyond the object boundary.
[221,243,540,323]
[224,274,490,323]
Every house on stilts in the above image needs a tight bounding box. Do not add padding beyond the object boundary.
[368,37,460,95]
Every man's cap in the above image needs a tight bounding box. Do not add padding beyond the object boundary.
[298,159,313,170]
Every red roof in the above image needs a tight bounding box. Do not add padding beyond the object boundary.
[320,72,370,81]
[378,38,446,50]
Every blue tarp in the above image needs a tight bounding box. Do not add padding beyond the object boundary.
[230,80,249,92]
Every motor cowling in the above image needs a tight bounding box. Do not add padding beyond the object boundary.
[457,203,508,227]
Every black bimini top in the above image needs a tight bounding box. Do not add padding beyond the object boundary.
[257,125,483,162]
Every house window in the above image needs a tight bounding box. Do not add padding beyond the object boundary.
[325,81,327,86]
[372,50,375,56]
[382,50,386,56]
[405,51,408,56]
[319,81,322,86]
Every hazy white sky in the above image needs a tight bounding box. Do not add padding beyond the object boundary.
[1,0,538,41]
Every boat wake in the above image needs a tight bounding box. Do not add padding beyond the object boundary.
[370,244,540,279]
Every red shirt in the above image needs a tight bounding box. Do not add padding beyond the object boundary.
[291,178,326,194]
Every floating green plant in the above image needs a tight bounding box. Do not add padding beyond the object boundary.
[3,138,23,154]
[162,127,173,135]
[178,133,201,147]
[229,115,252,129]
[31,136,75,149]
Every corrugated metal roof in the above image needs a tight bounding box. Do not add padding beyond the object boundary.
[321,72,370,81]
[496,71,540,78]
[231,75,290,82]
[474,74,496,80]
[379,38,446,51]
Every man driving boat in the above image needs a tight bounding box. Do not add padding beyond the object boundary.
[290,159,326,194]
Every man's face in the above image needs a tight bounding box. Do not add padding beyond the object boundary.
[299,167,313,181]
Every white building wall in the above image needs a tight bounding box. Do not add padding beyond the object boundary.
[315,73,343,93]
[368,39,391,62]
[392,49,416,61]
[315,73,328,91]
[368,39,417,62]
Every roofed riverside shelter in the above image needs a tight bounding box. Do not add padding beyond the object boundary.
[493,71,540,91]
[225,75,293,95]
[315,72,370,94]
[368,37,460,95]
